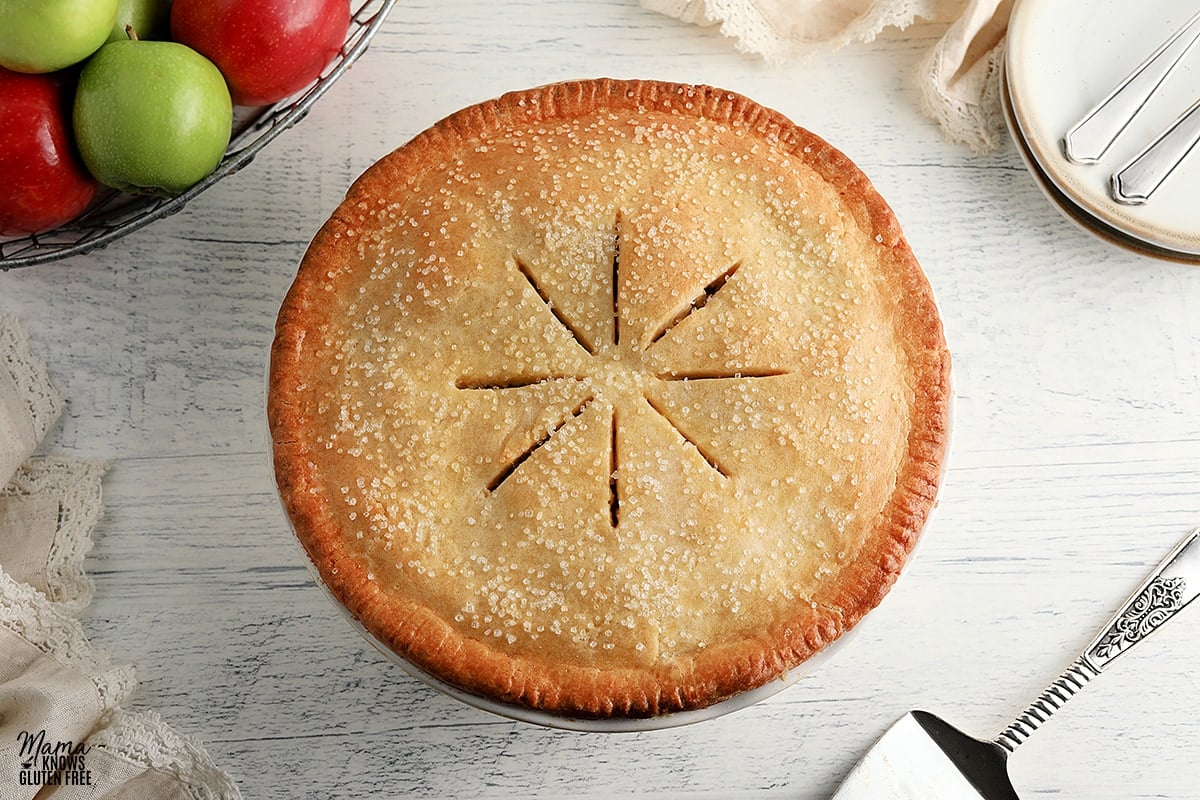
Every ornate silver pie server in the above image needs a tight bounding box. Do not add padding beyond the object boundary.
[830,526,1200,800]
[1062,10,1200,164]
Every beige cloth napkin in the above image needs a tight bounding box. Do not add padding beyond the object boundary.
[640,0,1014,152]
[0,315,240,800]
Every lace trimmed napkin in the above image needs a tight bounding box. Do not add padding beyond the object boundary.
[0,315,240,800]
[640,0,1014,153]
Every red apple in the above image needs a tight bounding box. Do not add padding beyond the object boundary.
[0,68,98,236]
[170,0,350,107]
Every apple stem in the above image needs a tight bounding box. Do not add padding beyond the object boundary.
[125,24,139,42]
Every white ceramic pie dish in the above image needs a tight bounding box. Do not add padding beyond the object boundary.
[1005,0,1200,258]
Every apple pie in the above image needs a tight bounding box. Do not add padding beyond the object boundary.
[269,79,950,719]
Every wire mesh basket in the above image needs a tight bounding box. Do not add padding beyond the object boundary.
[0,0,396,271]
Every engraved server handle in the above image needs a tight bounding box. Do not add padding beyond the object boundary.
[994,526,1200,752]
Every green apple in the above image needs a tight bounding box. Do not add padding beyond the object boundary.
[107,0,171,43]
[0,0,119,73]
[74,40,233,196]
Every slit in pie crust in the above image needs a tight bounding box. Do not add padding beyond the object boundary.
[268,79,951,719]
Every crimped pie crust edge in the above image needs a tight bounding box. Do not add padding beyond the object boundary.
[268,78,951,719]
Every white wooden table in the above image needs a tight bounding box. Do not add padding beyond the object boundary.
[2,3,1199,798]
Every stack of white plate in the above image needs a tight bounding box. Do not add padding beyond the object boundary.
[1004,0,1200,262]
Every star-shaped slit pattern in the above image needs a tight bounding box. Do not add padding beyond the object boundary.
[456,214,789,525]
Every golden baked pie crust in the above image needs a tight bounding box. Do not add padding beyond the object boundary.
[269,79,950,718]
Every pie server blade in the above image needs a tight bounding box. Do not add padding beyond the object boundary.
[829,711,1010,800]
[830,526,1200,800]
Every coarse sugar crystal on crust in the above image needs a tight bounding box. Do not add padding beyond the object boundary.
[268,78,951,719]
